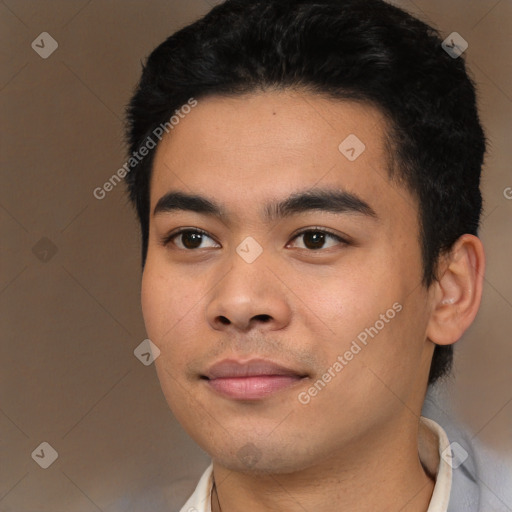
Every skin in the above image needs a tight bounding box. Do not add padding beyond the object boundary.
[141,90,485,511]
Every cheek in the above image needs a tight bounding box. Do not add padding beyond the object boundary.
[141,265,192,347]
[309,262,417,381]
[141,261,217,374]
[140,267,165,340]
[311,270,391,340]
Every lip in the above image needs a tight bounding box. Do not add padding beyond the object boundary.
[202,358,308,400]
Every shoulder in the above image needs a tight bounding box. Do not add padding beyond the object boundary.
[422,389,512,511]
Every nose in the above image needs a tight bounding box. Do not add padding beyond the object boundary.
[205,251,292,333]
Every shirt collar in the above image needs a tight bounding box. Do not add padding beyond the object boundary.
[421,416,453,511]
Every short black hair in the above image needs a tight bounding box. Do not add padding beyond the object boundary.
[124,0,486,386]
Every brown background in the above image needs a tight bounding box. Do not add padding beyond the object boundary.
[1,1,511,511]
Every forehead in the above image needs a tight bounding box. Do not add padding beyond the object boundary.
[149,90,413,223]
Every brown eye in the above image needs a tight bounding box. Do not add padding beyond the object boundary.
[289,229,347,250]
[179,231,205,249]
[163,229,219,250]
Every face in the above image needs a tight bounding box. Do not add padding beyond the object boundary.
[141,90,436,473]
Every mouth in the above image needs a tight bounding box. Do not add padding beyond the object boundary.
[201,358,309,400]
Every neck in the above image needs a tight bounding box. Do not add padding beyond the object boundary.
[211,417,436,512]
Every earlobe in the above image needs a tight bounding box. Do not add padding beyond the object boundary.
[426,234,485,346]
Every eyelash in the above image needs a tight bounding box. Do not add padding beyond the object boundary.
[160,227,350,251]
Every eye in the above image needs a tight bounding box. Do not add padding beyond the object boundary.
[288,228,348,250]
[161,227,349,252]
[162,228,219,250]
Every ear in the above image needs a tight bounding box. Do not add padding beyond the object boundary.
[426,234,485,345]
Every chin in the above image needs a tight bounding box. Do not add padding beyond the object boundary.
[207,436,318,475]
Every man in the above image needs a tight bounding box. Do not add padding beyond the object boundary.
[124,0,488,510]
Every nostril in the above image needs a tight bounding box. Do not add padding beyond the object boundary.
[254,314,271,322]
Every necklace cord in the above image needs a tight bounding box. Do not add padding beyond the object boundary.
[212,479,222,512]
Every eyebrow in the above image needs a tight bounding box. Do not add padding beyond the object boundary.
[153,188,378,223]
